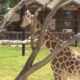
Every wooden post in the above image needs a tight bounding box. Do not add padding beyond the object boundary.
[74,12,78,47]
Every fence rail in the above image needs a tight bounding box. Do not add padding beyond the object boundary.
[2,31,31,40]
[0,31,80,46]
[52,32,75,41]
[1,31,75,40]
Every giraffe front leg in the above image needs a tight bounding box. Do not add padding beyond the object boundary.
[51,65,64,80]
[51,60,62,80]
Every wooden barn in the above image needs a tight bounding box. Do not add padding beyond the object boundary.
[0,0,80,44]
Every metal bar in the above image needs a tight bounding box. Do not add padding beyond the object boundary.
[22,28,26,56]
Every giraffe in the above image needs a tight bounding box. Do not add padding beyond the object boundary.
[21,10,80,80]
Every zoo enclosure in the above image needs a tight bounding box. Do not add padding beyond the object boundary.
[2,31,74,40]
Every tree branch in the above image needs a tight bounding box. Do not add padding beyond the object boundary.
[30,20,37,49]
[0,0,35,30]
[18,33,80,79]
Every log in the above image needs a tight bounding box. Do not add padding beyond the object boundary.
[0,39,37,45]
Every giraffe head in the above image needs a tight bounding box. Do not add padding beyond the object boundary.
[20,10,41,34]
[20,10,34,28]
[21,10,63,51]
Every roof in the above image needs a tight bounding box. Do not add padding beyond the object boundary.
[3,0,80,22]
[36,0,60,9]
[75,0,80,4]
[36,0,80,9]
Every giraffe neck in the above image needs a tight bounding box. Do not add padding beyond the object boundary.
[43,31,64,52]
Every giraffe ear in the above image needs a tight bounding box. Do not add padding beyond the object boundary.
[27,10,31,16]
[27,10,30,14]
[26,10,31,18]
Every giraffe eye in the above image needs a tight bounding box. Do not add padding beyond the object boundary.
[26,14,29,18]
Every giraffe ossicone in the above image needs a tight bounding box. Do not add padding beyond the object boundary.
[21,10,80,80]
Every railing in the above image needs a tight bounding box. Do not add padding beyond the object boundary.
[52,32,80,46]
[52,32,75,41]
[1,31,31,40]
[1,31,75,40]
[1,31,79,46]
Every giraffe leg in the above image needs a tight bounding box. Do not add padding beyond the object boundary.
[51,63,61,80]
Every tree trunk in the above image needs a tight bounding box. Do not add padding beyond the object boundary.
[15,0,68,80]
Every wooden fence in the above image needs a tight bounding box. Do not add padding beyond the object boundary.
[0,31,80,46]
[1,31,74,40]
[2,31,31,40]
[52,32,75,41]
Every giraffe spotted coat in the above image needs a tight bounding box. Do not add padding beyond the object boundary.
[43,32,80,80]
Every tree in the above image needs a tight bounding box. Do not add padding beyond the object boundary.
[0,0,21,22]
[1,0,80,80]
[6,0,21,7]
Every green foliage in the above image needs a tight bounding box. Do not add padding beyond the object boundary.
[0,0,21,15]
[6,0,21,7]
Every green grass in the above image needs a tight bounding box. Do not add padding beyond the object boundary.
[0,46,80,80]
